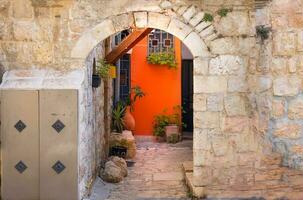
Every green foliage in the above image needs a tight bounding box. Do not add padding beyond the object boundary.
[171,105,187,129]
[110,138,129,148]
[147,51,177,69]
[125,86,146,111]
[187,190,193,198]
[203,13,214,22]
[132,86,145,103]
[256,25,271,41]
[153,105,187,137]
[112,102,126,133]
[217,8,232,17]
[153,114,170,137]
[96,59,111,79]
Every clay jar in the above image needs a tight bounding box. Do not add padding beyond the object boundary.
[123,106,135,131]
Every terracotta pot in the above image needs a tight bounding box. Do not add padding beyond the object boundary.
[165,125,180,143]
[123,106,135,131]
[165,125,179,136]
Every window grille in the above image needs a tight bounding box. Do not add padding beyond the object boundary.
[148,29,174,55]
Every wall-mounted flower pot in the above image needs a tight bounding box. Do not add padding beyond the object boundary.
[110,66,116,79]
[92,74,101,88]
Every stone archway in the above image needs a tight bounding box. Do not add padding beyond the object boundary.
[71,3,303,198]
[70,7,219,197]
[71,13,211,59]
[69,6,248,198]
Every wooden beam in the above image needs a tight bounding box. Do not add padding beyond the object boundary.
[105,28,153,64]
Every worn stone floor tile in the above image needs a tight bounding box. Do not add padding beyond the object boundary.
[89,138,193,200]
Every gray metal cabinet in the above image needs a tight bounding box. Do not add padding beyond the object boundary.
[1,89,78,200]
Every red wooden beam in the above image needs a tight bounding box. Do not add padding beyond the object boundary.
[105,28,153,64]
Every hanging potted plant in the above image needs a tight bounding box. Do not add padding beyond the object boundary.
[93,58,115,87]
[147,50,177,69]
[123,86,145,131]
[97,59,111,78]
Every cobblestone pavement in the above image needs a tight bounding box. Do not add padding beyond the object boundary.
[89,137,193,200]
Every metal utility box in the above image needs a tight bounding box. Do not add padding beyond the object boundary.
[1,89,78,200]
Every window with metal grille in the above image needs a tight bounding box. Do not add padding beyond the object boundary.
[148,29,174,55]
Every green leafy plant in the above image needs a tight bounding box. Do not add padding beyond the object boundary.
[132,86,145,103]
[217,8,232,17]
[153,106,187,137]
[125,86,146,111]
[147,51,177,69]
[256,25,271,42]
[203,13,214,22]
[109,138,129,148]
[170,105,187,129]
[96,59,111,79]
[112,102,126,133]
[153,114,170,137]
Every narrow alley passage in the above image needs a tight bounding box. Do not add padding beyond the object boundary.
[89,138,193,200]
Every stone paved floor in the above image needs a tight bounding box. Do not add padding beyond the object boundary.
[89,136,193,200]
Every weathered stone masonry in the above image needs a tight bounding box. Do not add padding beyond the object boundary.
[0,0,303,199]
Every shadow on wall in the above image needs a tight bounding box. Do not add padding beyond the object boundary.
[0,63,4,84]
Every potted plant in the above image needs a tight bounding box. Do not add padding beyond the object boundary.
[123,86,145,131]
[165,105,186,143]
[92,58,111,87]
[153,106,186,143]
[110,102,128,158]
[112,102,126,133]
[152,114,170,142]
[165,125,179,143]
[147,50,177,69]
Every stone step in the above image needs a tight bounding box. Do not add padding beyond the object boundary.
[182,161,193,173]
[184,172,206,198]
[182,162,206,198]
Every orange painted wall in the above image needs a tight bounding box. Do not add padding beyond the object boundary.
[130,36,182,135]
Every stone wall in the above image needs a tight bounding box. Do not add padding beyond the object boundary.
[265,0,303,170]
[78,41,108,198]
[0,0,303,199]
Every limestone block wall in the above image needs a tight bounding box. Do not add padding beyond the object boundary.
[264,0,303,170]
[190,0,267,191]
[78,41,109,198]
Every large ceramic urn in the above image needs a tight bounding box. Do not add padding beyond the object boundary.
[123,106,135,131]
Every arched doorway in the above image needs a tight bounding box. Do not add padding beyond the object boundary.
[71,10,214,199]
